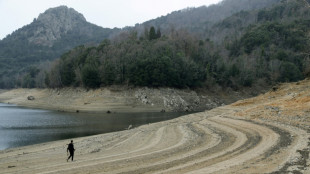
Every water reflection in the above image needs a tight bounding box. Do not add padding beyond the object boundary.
[0,103,187,150]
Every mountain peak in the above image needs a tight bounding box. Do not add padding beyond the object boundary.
[27,6,87,46]
[37,6,86,23]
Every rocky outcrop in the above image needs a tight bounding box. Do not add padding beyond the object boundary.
[28,6,86,46]
[134,87,223,112]
[27,96,35,100]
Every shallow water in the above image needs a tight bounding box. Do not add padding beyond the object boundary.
[0,103,186,150]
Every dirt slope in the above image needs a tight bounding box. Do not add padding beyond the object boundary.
[0,79,309,173]
[0,87,228,113]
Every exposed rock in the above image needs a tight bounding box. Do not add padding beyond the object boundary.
[28,6,86,47]
[135,88,153,105]
[134,87,222,112]
[265,106,280,112]
[127,125,133,130]
[27,96,35,100]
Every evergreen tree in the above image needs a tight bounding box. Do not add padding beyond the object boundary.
[156,28,162,39]
[149,26,157,40]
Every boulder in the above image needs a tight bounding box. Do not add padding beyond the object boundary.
[27,96,35,100]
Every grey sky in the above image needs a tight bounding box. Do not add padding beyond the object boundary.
[0,0,222,39]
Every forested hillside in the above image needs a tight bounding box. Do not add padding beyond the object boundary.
[1,0,309,90]
[42,0,310,90]
[0,6,119,88]
[225,0,310,83]
[45,29,209,88]
[134,0,281,40]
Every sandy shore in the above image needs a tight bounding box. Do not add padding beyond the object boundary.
[0,87,254,113]
[0,88,161,113]
[0,80,309,173]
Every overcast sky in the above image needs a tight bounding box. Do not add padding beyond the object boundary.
[0,0,222,39]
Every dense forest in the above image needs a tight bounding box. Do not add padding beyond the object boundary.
[1,0,310,90]
[135,0,281,40]
[44,28,208,88]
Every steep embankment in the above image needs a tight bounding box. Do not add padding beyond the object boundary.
[0,87,248,113]
[0,79,309,173]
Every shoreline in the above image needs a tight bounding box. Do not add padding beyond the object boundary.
[0,81,309,173]
[0,86,260,114]
[0,87,227,113]
[0,104,190,151]
[0,88,165,113]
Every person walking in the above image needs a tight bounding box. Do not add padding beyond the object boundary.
[67,140,75,162]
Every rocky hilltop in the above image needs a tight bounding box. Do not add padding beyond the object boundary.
[0,6,119,87]
[29,6,87,46]
[3,6,117,48]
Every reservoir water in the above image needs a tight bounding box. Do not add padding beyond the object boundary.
[0,103,186,150]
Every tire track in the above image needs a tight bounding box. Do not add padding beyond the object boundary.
[0,107,306,174]
[34,124,197,174]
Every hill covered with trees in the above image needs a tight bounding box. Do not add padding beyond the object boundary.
[0,6,119,88]
[1,0,310,90]
[43,0,310,90]
[45,28,208,88]
[134,0,281,40]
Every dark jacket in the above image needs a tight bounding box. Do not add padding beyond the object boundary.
[67,143,75,152]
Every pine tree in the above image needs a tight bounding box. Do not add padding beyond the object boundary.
[149,26,157,40]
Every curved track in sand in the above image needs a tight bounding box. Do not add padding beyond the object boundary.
[0,105,308,174]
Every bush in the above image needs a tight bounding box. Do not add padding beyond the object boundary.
[279,62,303,82]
